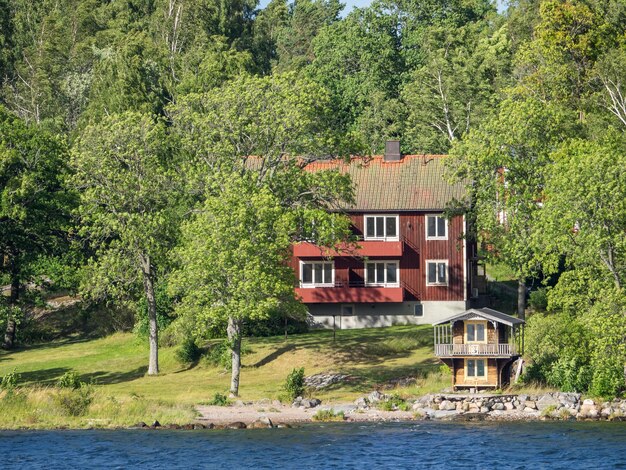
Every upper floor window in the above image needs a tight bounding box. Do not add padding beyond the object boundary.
[300,261,334,287]
[365,261,399,287]
[426,215,447,239]
[465,321,486,343]
[426,260,448,285]
[364,215,399,241]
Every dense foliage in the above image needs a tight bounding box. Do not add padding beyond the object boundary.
[0,0,625,395]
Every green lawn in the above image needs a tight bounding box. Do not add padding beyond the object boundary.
[0,325,445,405]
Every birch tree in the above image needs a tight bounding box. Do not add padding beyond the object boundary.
[71,111,180,375]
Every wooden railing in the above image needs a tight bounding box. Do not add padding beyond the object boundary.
[435,343,517,356]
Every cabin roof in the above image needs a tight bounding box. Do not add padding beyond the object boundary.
[432,308,525,327]
[304,155,467,211]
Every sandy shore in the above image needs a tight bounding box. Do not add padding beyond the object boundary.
[195,403,415,425]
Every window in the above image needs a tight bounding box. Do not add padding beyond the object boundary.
[364,215,399,240]
[466,359,486,378]
[365,261,399,287]
[426,215,447,239]
[341,305,354,316]
[414,303,423,317]
[300,261,334,287]
[426,260,448,285]
[465,321,486,343]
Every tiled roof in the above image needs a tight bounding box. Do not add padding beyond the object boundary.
[305,155,466,211]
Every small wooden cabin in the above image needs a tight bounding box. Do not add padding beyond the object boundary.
[433,308,525,390]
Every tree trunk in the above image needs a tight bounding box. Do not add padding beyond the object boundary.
[140,254,159,376]
[517,278,526,320]
[228,316,242,397]
[3,259,19,350]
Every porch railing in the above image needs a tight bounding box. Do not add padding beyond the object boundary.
[434,343,517,356]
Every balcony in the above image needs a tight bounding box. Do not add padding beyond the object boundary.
[293,240,403,258]
[295,281,404,303]
[434,343,518,357]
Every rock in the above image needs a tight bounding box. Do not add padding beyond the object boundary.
[248,419,272,429]
[225,422,247,429]
[412,402,423,411]
[164,424,181,430]
[480,406,490,413]
[383,377,417,389]
[368,391,385,403]
[151,420,161,428]
[524,407,537,413]
[601,408,613,418]
[536,394,560,411]
[130,422,147,429]
[304,373,351,390]
[259,416,273,427]
[193,423,206,430]
[492,402,505,411]
[455,412,486,422]
[355,397,369,408]
[275,423,292,428]
[301,398,321,409]
[433,410,459,420]
[181,424,194,430]
[272,400,282,407]
[439,400,456,411]
[524,401,537,410]
[234,400,245,407]
[588,409,599,419]
[504,402,515,411]
[583,398,595,406]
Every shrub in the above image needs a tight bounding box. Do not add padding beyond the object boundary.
[175,338,201,365]
[206,392,230,406]
[312,409,345,422]
[284,367,305,401]
[379,394,410,412]
[54,385,94,416]
[529,288,549,311]
[57,371,82,389]
[0,368,20,391]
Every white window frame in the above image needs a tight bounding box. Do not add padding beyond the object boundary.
[465,320,487,344]
[465,358,487,379]
[426,260,448,286]
[363,214,400,241]
[299,261,334,288]
[425,214,448,240]
[364,260,400,287]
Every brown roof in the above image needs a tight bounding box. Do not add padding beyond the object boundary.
[305,155,466,211]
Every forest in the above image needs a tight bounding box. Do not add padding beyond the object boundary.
[0,0,625,397]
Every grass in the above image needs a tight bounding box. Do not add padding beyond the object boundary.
[0,325,445,427]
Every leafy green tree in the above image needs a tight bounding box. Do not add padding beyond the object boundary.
[71,111,181,375]
[0,106,72,348]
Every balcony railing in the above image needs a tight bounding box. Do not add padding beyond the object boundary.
[434,343,517,357]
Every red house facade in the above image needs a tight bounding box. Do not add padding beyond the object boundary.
[291,144,483,328]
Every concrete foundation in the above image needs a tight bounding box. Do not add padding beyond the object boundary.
[307,301,468,329]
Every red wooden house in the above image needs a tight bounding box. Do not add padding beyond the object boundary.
[291,141,486,328]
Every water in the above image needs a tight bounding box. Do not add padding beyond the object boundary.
[1,421,625,469]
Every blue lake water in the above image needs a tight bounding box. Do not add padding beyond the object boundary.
[1,421,626,469]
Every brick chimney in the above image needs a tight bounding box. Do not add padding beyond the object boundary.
[384,140,401,162]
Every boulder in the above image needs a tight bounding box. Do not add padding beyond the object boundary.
[536,394,560,412]
[480,406,490,413]
[504,402,515,411]
[583,398,595,406]
[248,418,273,429]
[492,402,505,411]
[192,423,206,430]
[301,398,321,409]
[433,410,459,420]
[368,391,385,403]
[524,401,537,410]
[355,397,369,408]
[439,400,456,411]
[130,422,147,429]
[225,421,247,429]
[150,420,161,428]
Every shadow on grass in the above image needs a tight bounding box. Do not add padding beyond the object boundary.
[82,366,148,385]
[249,344,296,368]
[18,367,72,386]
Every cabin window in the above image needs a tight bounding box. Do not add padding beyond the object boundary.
[465,321,487,343]
[365,261,399,287]
[466,359,486,378]
[341,305,354,316]
[300,261,334,287]
[414,304,423,317]
[426,260,448,285]
[426,215,447,239]
[364,215,399,240]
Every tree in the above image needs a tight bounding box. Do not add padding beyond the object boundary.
[71,111,180,375]
[0,106,72,348]
[448,98,575,318]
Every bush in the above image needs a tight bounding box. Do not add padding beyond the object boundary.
[57,371,82,389]
[379,394,410,412]
[175,338,201,365]
[0,368,20,391]
[54,385,94,416]
[284,367,305,401]
[529,288,549,311]
[206,392,230,406]
[312,409,345,422]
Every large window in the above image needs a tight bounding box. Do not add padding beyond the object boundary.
[300,261,334,287]
[466,359,486,378]
[465,321,486,343]
[365,261,399,287]
[364,215,399,240]
[426,215,447,239]
[426,260,448,285]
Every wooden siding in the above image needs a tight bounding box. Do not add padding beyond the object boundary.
[291,211,467,303]
[453,358,498,387]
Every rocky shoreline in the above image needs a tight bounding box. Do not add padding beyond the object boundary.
[133,392,626,430]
